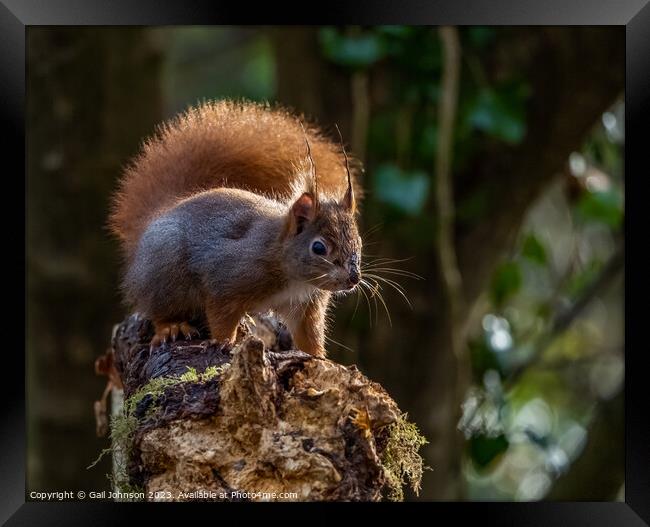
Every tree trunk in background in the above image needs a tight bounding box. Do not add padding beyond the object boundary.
[269,27,353,140]
[27,28,163,493]
[272,27,624,500]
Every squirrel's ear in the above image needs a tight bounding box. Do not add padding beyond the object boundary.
[290,192,316,234]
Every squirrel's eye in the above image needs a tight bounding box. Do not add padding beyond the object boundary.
[311,240,327,256]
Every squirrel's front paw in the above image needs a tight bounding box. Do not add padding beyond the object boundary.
[149,321,200,353]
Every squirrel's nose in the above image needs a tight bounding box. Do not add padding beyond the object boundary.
[348,267,360,286]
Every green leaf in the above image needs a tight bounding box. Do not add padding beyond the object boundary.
[566,260,602,299]
[319,28,385,69]
[490,262,522,307]
[470,433,509,469]
[469,338,504,379]
[465,86,528,145]
[521,234,547,265]
[373,164,430,215]
[575,189,623,228]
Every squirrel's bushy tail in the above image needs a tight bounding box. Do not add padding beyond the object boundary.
[109,100,361,257]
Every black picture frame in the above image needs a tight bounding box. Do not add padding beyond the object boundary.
[4,1,648,524]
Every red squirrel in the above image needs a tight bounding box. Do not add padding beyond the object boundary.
[109,100,363,357]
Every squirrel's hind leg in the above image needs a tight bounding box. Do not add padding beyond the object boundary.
[205,300,241,346]
[149,321,200,352]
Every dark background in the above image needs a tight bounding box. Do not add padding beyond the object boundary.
[26,26,624,501]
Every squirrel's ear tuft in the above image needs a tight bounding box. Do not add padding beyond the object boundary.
[342,181,355,213]
[290,192,316,234]
[334,123,355,214]
[298,120,319,204]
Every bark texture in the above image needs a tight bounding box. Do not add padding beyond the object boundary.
[105,313,425,502]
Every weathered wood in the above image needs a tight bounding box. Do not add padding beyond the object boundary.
[100,313,425,501]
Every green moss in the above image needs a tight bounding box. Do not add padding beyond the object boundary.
[123,363,228,418]
[380,413,428,502]
[89,364,228,495]
[178,364,224,383]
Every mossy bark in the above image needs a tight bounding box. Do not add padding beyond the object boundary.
[104,313,425,502]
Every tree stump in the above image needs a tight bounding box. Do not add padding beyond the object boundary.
[96,313,426,501]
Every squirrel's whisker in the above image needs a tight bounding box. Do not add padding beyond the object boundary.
[360,278,382,326]
[361,267,424,280]
[305,273,329,283]
[351,285,362,320]
[362,272,408,293]
[324,334,355,353]
[358,280,377,327]
[362,222,384,238]
[363,277,392,327]
[356,282,373,327]
[363,273,413,310]
[362,256,416,265]
[315,255,335,267]
[360,278,378,298]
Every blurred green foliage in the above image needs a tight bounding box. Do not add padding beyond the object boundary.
[575,189,624,229]
[373,164,429,215]
[319,27,387,69]
[521,234,548,266]
[163,27,276,113]
[319,27,531,225]
[491,262,524,307]
[470,434,509,470]
[463,107,624,496]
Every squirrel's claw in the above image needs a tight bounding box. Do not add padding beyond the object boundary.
[180,322,199,340]
[149,325,170,353]
[169,323,180,342]
[150,322,199,353]
[149,335,162,355]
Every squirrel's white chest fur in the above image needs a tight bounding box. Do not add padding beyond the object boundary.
[254,281,317,313]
